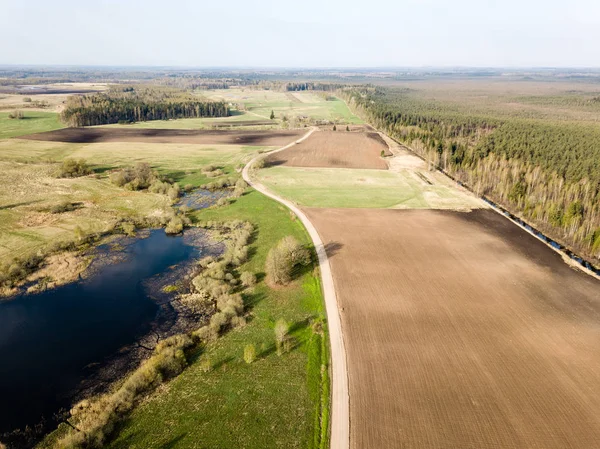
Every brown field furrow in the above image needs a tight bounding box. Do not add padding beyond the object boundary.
[266,130,391,170]
[304,207,600,449]
[17,127,305,146]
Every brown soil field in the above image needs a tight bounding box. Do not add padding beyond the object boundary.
[18,128,305,146]
[266,130,391,170]
[304,207,600,449]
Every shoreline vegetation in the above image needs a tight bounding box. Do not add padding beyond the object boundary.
[33,190,330,449]
[0,96,334,447]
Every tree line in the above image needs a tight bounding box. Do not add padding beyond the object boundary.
[60,86,229,127]
[345,87,600,262]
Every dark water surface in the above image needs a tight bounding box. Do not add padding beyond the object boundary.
[0,230,203,435]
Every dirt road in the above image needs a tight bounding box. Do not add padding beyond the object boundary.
[243,128,350,449]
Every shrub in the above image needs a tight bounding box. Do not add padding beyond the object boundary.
[252,158,265,170]
[121,222,136,236]
[244,344,256,364]
[165,217,184,235]
[199,357,212,373]
[110,162,159,190]
[265,236,311,285]
[209,312,229,335]
[23,97,32,102]
[240,271,256,287]
[50,201,76,214]
[274,319,289,356]
[58,158,92,178]
[8,110,24,119]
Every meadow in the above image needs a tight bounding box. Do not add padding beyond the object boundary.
[0,112,63,139]
[203,89,363,124]
[41,191,330,449]
[256,166,481,209]
[0,138,272,262]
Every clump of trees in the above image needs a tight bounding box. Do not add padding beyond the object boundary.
[265,236,311,285]
[60,85,229,127]
[109,162,181,200]
[57,158,92,178]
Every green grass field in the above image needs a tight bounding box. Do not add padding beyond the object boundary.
[98,111,278,130]
[203,89,363,125]
[0,111,63,139]
[100,190,329,449]
[256,166,482,209]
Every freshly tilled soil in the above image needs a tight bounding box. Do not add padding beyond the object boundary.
[266,130,391,170]
[305,207,600,449]
[18,127,305,146]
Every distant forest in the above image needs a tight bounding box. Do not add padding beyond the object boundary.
[345,87,600,261]
[60,86,229,126]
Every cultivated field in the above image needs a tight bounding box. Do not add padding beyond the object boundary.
[304,207,600,449]
[266,130,391,170]
[19,127,305,146]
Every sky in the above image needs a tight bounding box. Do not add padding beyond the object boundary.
[1,0,599,68]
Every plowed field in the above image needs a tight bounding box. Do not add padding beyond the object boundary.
[305,207,600,449]
[18,127,305,146]
[266,130,391,170]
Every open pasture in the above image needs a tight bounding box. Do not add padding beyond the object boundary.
[202,88,364,124]
[305,206,600,449]
[266,130,391,170]
[256,166,482,209]
[0,111,63,139]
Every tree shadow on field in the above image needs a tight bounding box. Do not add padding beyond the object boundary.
[323,241,344,258]
[161,434,187,449]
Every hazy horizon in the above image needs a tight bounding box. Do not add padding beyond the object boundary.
[1,0,599,68]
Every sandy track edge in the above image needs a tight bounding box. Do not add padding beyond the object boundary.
[242,127,350,449]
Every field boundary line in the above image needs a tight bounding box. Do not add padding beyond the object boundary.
[243,127,350,449]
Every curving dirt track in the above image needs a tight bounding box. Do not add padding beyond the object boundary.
[17,127,305,146]
[304,207,600,449]
[266,130,391,170]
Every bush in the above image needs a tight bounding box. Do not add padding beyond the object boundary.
[274,319,289,356]
[58,158,92,178]
[8,110,24,119]
[50,201,76,214]
[165,217,184,235]
[121,222,136,236]
[110,162,158,190]
[244,344,256,364]
[23,97,32,102]
[265,236,311,285]
[240,271,256,287]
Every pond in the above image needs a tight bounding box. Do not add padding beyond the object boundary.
[0,227,222,440]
